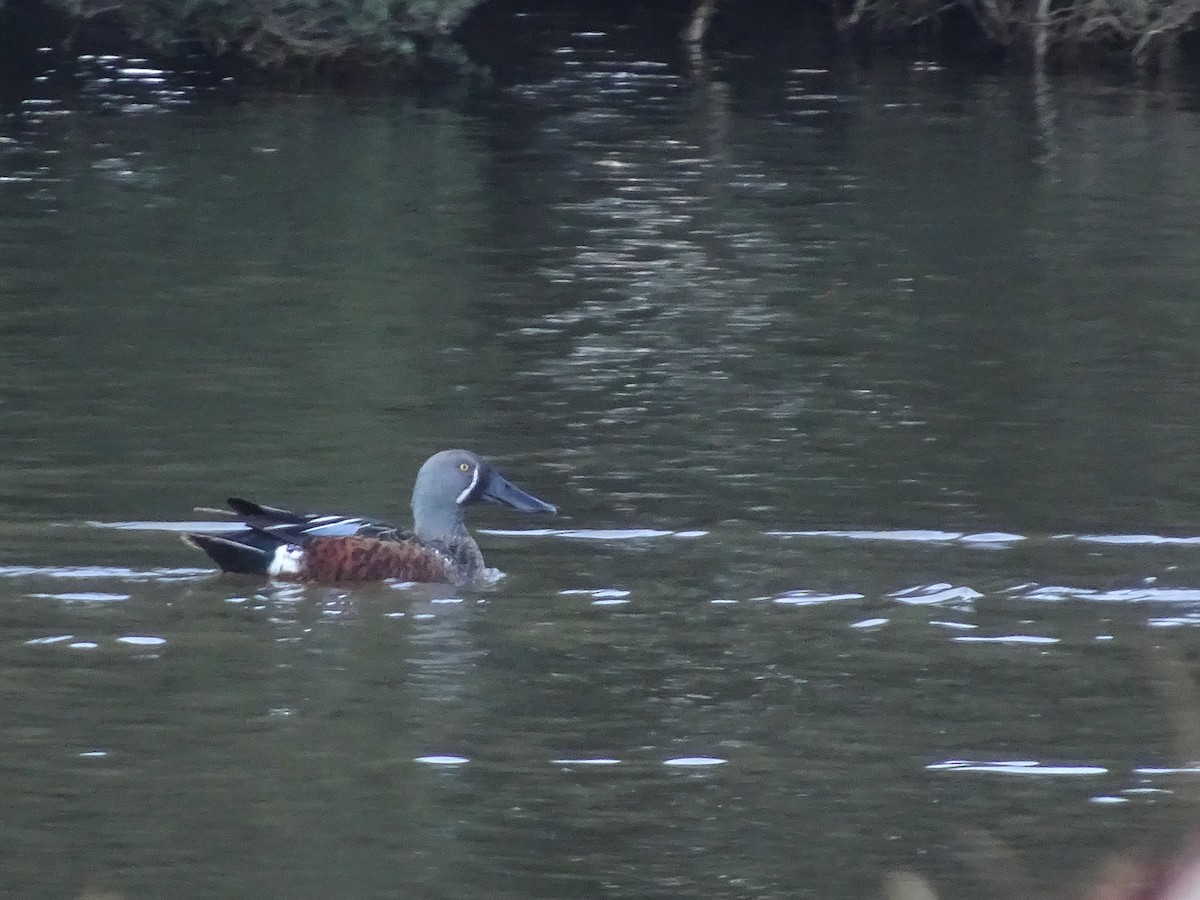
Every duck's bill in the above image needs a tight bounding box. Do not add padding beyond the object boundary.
[481,472,558,514]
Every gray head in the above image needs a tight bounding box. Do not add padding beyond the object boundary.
[410,449,557,542]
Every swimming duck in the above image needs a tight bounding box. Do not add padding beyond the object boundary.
[183,449,556,584]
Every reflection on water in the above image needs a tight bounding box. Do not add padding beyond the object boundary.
[5,17,1200,900]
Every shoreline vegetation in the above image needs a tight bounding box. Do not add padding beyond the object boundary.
[1,0,1199,81]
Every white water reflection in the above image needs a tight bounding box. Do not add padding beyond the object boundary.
[27,591,131,602]
[770,590,864,605]
[928,759,1108,776]
[0,565,210,581]
[412,755,730,768]
[1020,586,1200,603]
[1134,766,1200,775]
[414,755,470,766]
[770,529,1026,547]
[1064,534,1200,545]
[891,584,984,606]
[952,635,1060,645]
[24,633,168,650]
[1148,613,1200,628]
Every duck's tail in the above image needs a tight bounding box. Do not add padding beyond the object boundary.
[182,530,287,576]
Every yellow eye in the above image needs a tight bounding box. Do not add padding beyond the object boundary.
[458,462,471,472]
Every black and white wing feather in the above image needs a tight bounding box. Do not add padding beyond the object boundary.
[224,497,411,542]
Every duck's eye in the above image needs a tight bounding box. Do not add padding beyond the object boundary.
[458,462,471,472]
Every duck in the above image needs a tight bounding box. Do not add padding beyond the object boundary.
[183,449,557,584]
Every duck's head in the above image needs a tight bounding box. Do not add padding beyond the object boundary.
[411,449,557,541]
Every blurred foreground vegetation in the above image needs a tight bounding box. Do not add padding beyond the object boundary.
[2,0,1199,74]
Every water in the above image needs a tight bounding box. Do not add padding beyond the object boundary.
[4,20,1200,900]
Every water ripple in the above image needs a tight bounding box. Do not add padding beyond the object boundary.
[1065,533,1200,545]
[116,636,167,646]
[769,529,1025,547]
[928,759,1108,776]
[952,635,1060,645]
[1018,585,1200,604]
[415,755,730,768]
[0,565,211,582]
[769,590,865,606]
[1148,613,1200,628]
[891,584,983,606]
[94,521,1200,551]
[27,591,130,602]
